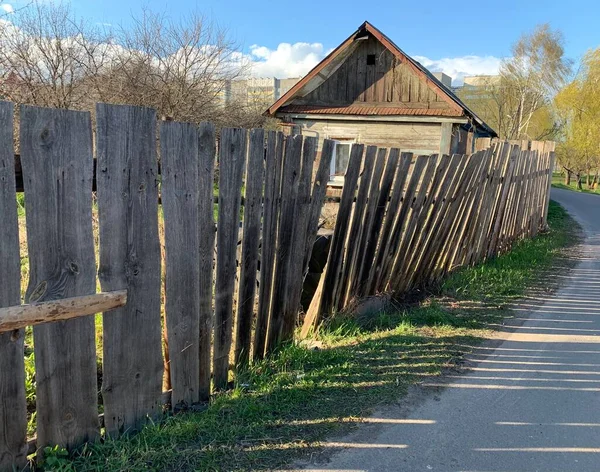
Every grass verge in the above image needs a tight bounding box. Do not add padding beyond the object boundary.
[552,172,600,195]
[61,201,578,472]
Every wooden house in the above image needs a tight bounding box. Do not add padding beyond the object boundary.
[265,21,497,185]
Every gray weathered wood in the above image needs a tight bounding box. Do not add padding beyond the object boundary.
[306,144,364,328]
[160,121,202,409]
[281,136,317,341]
[235,129,265,368]
[0,101,27,471]
[266,135,303,353]
[0,291,127,332]
[360,148,400,296]
[21,104,99,449]
[350,148,386,297]
[197,122,216,400]
[213,128,247,389]
[96,103,163,436]
[337,145,377,308]
[371,152,412,293]
[253,131,282,360]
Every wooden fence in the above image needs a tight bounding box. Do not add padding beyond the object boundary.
[302,142,555,334]
[0,99,555,469]
[0,101,334,469]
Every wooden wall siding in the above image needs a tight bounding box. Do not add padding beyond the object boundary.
[0,99,553,469]
[302,142,555,333]
[294,36,447,107]
[0,101,27,471]
[296,119,443,154]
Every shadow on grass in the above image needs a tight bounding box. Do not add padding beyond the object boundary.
[69,329,480,472]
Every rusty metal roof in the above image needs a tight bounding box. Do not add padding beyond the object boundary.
[279,105,463,117]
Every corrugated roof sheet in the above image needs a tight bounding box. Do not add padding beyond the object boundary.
[279,105,463,117]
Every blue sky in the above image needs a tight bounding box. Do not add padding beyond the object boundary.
[9,0,600,84]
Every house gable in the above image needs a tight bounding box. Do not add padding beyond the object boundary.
[292,35,450,109]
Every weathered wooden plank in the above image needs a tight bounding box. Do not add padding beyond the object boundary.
[392,154,449,293]
[253,132,283,361]
[0,101,27,471]
[542,152,556,229]
[407,154,466,288]
[487,146,518,258]
[21,105,98,449]
[376,154,425,291]
[350,148,387,297]
[0,291,127,332]
[359,148,400,297]
[266,135,303,353]
[388,155,438,292]
[371,152,413,293]
[281,136,317,341]
[400,154,461,291]
[305,144,364,328]
[337,146,378,308]
[197,122,216,399]
[213,128,247,389]
[96,103,163,436]
[160,121,202,409]
[302,139,336,275]
[234,129,265,368]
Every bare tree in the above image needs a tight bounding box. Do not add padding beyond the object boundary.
[97,8,249,124]
[0,1,112,109]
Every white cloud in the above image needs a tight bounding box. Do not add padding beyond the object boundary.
[248,42,332,78]
[246,42,502,85]
[413,55,502,85]
[1,3,15,14]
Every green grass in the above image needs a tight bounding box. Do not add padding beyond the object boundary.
[57,201,578,472]
[552,172,600,195]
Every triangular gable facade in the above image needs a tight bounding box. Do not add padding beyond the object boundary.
[266,22,496,137]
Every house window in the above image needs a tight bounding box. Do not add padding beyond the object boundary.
[329,140,354,186]
[366,54,376,65]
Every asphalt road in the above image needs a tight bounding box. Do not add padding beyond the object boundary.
[292,188,600,472]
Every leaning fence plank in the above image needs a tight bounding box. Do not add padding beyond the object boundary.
[281,136,317,341]
[370,152,412,294]
[161,121,202,409]
[214,128,247,389]
[0,101,27,471]
[266,135,303,352]
[234,129,265,368]
[198,122,216,400]
[337,145,377,308]
[253,132,282,361]
[542,152,556,229]
[350,148,386,297]
[361,148,401,297]
[97,103,163,436]
[305,144,363,329]
[21,105,98,449]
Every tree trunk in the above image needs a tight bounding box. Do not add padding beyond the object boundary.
[565,171,571,186]
[577,174,584,190]
[588,169,593,188]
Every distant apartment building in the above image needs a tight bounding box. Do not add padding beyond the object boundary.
[224,77,301,106]
[432,72,452,88]
[453,75,501,100]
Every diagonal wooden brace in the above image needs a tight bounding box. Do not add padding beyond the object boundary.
[0,290,127,332]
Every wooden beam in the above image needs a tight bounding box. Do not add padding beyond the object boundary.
[0,291,127,333]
